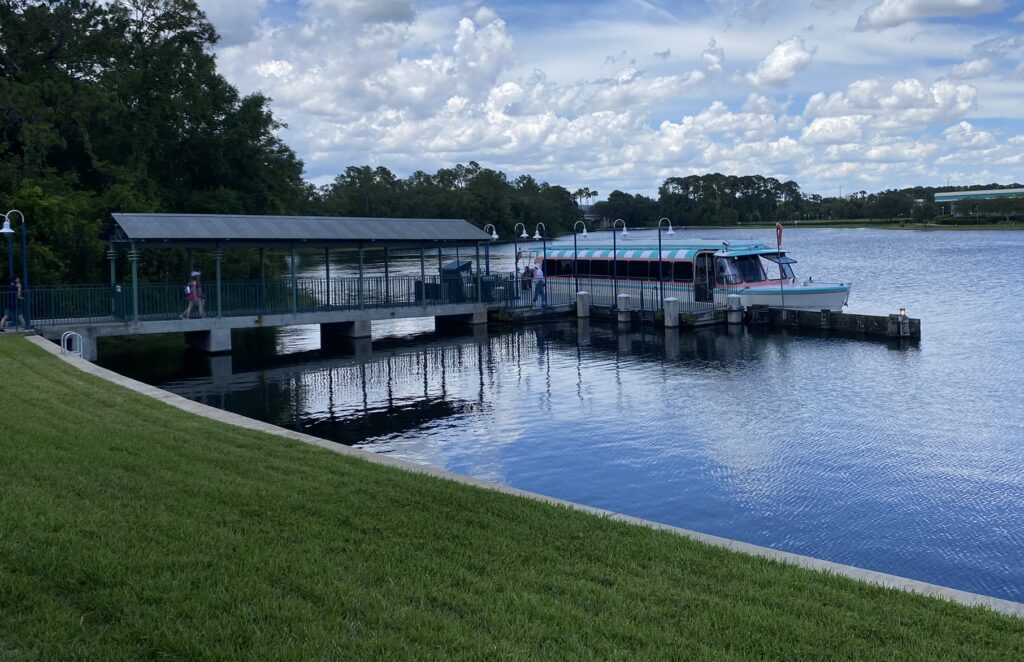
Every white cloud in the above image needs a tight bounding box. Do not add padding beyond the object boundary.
[801,116,868,144]
[701,38,725,74]
[855,0,1004,32]
[950,57,994,79]
[745,37,816,87]
[206,1,1024,197]
[943,120,995,148]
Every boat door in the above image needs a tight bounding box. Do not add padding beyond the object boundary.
[694,252,715,303]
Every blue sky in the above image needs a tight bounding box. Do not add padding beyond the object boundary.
[199,0,1024,197]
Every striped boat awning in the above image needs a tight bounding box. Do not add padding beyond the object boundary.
[545,248,699,259]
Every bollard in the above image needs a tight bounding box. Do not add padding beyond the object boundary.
[576,290,591,319]
[616,293,631,324]
[726,294,743,325]
[663,297,680,328]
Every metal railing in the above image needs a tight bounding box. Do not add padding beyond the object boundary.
[28,273,733,326]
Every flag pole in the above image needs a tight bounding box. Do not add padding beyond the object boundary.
[776,223,786,320]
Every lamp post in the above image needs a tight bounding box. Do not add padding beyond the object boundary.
[3,210,29,327]
[532,222,547,269]
[0,214,12,281]
[513,222,528,275]
[572,220,588,292]
[482,224,498,275]
[612,218,627,301]
[657,217,674,303]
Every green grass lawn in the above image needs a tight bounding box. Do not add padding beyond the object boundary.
[1,336,1022,659]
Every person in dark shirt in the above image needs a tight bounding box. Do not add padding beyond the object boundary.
[0,276,25,331]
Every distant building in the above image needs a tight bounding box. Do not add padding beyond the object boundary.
[935,188,1024,215]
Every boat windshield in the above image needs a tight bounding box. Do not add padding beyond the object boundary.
[760,253,796,280]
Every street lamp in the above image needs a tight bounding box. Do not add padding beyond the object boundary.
[657,217,674,302]
[2,210,29,328]
[482,224,498,275]
[513,222,528,275]
[0,215,13,281]
[612,218,627,301]
[533,223,547,273]
[572,220,587,292]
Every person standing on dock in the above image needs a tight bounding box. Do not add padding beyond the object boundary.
[181,271,206,319]
[0,276,25,331]
[531,262,546,307]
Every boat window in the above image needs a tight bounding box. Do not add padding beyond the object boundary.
[628,261,648,279]
[576,259,589,275]
[733,255,766,283]
[715,258,743,285]
[672,262,693,282]
[590,260,608,277]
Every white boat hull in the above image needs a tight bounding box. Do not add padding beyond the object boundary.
[738,283,850,312]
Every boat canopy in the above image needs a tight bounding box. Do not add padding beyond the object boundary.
[544,248,705,260]
[713,247,791,259]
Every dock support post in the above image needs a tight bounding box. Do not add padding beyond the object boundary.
[576,290,591,318]
[321,321,372,351]
[663,297,680,328]
[185,328,232,354]
[820,308,832,330]
[726,294,743,325]
[616,293,631,324]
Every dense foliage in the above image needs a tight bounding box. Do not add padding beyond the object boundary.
[0,0,308,283]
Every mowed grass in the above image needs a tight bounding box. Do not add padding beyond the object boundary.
[1,337,1022,660]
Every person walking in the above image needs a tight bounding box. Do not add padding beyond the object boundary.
[531,261,546,307]
[181,271,206,319]
[0,276,26,331]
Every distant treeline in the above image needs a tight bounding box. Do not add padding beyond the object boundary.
[593,176,1024,227]
[2,1,1020,286]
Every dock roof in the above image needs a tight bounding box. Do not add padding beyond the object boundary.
[108,213,493,246]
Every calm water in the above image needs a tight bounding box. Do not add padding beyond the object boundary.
[99,228,1024,602]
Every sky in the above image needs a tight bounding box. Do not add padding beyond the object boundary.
[197,0,1024,199]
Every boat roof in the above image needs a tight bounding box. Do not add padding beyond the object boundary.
[544,238,785,260]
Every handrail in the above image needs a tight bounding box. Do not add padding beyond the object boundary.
[60,331,84,357]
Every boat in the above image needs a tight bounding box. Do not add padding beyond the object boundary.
[531,232,851,312]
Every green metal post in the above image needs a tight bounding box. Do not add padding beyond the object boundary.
[420,243,426,303]
[324,247,330,309]
[129,243,139,322]
[214,247,223,317]
[290,245,297,313]
[259,247,265,313]
[357,245,364,309]
[108,243,117,318]
[384,246,390,304]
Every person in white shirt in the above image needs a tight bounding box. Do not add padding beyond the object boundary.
[531,262,546,307]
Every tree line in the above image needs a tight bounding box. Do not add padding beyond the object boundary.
[592,176,1024,227]
[2,1,1020,286]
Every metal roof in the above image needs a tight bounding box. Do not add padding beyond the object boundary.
[934,188,1024,201]
[109,213,493,245]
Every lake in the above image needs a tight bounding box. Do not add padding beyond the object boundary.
[99,227,1024,602]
